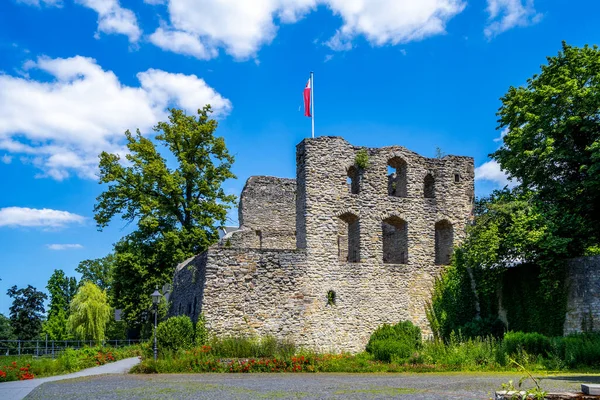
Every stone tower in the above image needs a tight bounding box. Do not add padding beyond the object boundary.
[294,137,474,350]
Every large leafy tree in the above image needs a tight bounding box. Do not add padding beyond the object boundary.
[68,282,111,343]
[7,285,47,340]
[76,255,115,293]
[0,313,15,341]
[492,42,600,253]
[94,106,236,330]
[43,270,77,340]
[46,269,77,318]
[427,190,572,339]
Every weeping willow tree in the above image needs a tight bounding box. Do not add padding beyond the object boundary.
[68,282,111,343]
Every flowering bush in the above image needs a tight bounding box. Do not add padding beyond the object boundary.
[0,360,35,381]
[0,345,142,382]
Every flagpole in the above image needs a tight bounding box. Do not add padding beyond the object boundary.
[310,71,314,138]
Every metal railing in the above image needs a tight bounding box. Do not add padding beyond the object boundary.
[0,339,144,358]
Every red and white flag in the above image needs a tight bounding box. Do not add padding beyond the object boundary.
[303,78,311,118]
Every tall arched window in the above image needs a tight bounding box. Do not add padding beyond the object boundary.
[435,220,453,265]
[338,213,360,263]
[424,174,435,198]
[347,166,360,195]
[387,157,407,197]
[382,216,408,264]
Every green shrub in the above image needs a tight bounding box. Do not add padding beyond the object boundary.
[551,333,600,368]
[355,149,369,169]
[59,348,81,372]
[195,314,208,346]
[502,331,551,358]
[369,339,415,363]
[157,315,194,352]
[366,321,421,362]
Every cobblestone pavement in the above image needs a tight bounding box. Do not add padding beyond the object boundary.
[25,372,600,399]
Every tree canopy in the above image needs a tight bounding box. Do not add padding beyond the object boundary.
[41,270,77,341]
[492,42,600,253]
[68,282,111,343]
[0,313,15,341]
[46,269,77,318]
[7,285,47,340]
[76,255,114,293]
[94,106,236,332]
[428,42,600,340]
[94,106,236,257]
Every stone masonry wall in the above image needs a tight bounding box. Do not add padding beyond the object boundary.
[238,176,296,231]
[170,247,309,342]
[171,136,475,353]
[223,176,296,250]
[295,136,474,351]
[564,255,600,335]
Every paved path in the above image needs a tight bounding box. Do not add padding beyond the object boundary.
[0,357,140,400]
[23,371,600,399]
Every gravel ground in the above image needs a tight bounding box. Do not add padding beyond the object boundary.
[24,372,600,400]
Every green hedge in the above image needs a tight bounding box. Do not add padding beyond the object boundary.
[366,321,421,363]
[156,316,194,352]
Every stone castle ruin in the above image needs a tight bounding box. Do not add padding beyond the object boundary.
[169,136,475,352]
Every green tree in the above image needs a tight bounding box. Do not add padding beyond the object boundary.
[67,282,111,343]
[492,42,600,253]
[7,285,47,340]
[42,269,77,340]
[0,313,15,341]
[42,308,71,341]
[94,106,236,257]
[76,255,115,292]
[46,269,77,318]
[427,189,572,339]
[94,107,236,330]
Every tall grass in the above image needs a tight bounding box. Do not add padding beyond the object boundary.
[133,332,600,374]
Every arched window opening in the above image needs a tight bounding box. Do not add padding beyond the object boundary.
[382,216,408,264]
[347,166,360,194]
[337,213,360,263]
[435,220,453,265]
[387,157,408,197]
[424,174,435,198]
[454,173,461,183]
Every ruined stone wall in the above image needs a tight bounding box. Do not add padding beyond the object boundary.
[222,176,296,250]
[170,247,310,341]
[238,176,296,231]
[295,136,474,351]
[564,256,600,335]
[171,136,475,353]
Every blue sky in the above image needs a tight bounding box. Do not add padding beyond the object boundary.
[0,0,599,317]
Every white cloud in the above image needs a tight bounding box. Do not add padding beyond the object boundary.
[484,0,542,38]
[493,127,509,142]
[0,55,232,180]
[149,0,466,59]
[47,243,84,250]
[75,0,142,42]
[325,0,466,50]
[475,160,517,188]
[149,28,218,60]
[0,207,85,228]
[1,155,12,164]
[15,0,62,6]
